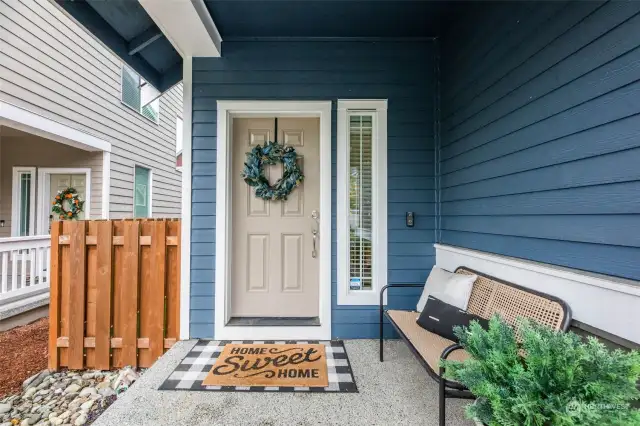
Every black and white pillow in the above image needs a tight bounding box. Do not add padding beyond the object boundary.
[416,296,489,342]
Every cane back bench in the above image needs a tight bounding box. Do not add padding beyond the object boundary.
[379,267,572,426]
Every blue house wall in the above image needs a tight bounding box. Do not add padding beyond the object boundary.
[190,1,640,338]
[190,41,437,338]
[439,0,640,282]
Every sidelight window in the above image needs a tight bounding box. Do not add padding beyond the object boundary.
[337,100,388,305]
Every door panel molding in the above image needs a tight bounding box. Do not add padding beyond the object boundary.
[246,233,269,292]
[283,129,304,147]
[282,156,304,217]
[215,101,332,340]
[282,233,304,292]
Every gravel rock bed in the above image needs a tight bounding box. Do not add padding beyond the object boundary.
[0,368,140,426]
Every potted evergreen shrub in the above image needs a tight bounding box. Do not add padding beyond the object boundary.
[442,316,640,426]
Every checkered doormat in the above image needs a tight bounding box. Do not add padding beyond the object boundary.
[159,340,358,393]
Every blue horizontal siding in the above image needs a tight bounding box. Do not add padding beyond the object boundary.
[440,1,640,281]
[441,215,640,248]
[440,113,640,186]
[188,2,640,340]
[441,232,640,282]
[442,148,640,200]
[442,1,567,107]
[191,41,436,338]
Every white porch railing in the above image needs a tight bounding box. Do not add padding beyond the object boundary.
[0,235,51,302]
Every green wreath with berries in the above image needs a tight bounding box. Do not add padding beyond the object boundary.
[241,141,304,201]
[51,187,84,220]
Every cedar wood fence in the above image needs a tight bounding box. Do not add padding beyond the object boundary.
[48,219,181,370]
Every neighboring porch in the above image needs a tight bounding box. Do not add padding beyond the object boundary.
[0,108,109,328]
[0,235,50,331]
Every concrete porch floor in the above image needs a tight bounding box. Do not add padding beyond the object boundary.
[94,339,472,426]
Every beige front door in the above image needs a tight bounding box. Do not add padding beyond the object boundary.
[231,117,320,318]
[47,174,86,231]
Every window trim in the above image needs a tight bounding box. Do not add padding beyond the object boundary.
[11,167,36,237]
[133,164,153,218]
[337,100,388,305]
[120,65,161,124]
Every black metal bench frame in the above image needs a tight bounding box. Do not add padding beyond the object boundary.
[379,267,572,426]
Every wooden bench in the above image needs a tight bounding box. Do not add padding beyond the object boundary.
[379,267,572,426]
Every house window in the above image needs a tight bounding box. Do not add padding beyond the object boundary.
[349,115,373,290]
[134,166,152,218]
[337,100,388,305]
[121,65,160,123]
[19,173,32,236]
[11,167,36,237]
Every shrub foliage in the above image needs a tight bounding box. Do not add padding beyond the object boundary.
[442,316,640,426]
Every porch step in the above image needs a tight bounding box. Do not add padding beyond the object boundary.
[227,317,320,327]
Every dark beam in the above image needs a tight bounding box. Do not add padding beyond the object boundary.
[159,60,184,92]
[53,0,161,90]
[128,26,164,56]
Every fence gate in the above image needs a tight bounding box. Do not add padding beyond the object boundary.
[48,219,181,370]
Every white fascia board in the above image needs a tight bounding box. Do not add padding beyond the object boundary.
[0,101,111,152]
[138,0,221,58]
[435,243,640,344]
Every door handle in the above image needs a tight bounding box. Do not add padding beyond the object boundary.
[311,210,319,258]
[312,230,318,258]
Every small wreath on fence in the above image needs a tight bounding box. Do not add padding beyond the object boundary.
[241,141,304,201]
[51,187,84,220]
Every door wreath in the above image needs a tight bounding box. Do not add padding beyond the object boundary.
[51,187,84,220]
[241,140,304,201]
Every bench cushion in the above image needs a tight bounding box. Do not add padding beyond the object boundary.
[387,310,470,372]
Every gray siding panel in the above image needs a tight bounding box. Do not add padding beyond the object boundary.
[191,41,436,338]
[440,1,640,281]
[0,0,182,219]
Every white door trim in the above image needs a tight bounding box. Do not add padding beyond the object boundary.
[102,152,111,219]
[215,100,332,340]
[179,57,193,340]
[11,167,37,237]
[37,168,91,235]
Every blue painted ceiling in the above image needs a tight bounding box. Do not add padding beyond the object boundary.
[55,0,463,92]
[87,0,154,41]
[205,0,455,38]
